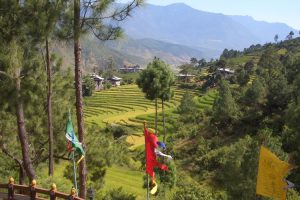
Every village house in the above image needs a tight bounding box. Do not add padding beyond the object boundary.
[176,74,196,82]
[108,75,122,86]
[119,65,142,73]
[90,73,104,90]
[215,68,235,79]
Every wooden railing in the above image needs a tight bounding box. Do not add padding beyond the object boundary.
[0,183,84,200]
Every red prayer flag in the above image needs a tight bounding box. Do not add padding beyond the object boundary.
[144,127,168,178]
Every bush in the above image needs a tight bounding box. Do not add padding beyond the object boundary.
[104,187,136,200]
[104,82,112,89]
[171,184,215,200]
[83,75,95,96]
[178,83,198,90]
[105,125,133,139]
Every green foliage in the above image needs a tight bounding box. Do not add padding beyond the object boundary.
[221,48,242,59]
[244,78,267,106]
[104,187,136,200]
[157,161,177,188]
[236,68,250,86]
[212,79,239,130]
[104,82,112,90]
[263,67,291,111]
[136,58,175,101]
[177,91,197,115]
[105,125,134,139]
[258,49,282,69]
[83,75,95,97]
[214,136,259,200]
[171,184,215,200]
[177,91,202,124]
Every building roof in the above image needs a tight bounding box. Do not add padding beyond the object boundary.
[90,73,104,80]
[177,74,196,77]
[216,68,235,73]
[108,75,122,81]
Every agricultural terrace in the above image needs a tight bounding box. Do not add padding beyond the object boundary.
[84,84,185,128]
[84,84,218,148]
[83,84,218,199]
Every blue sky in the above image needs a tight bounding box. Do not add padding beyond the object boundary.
[120,0,300,29]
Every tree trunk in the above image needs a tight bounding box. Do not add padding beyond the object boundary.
[162,99,166,143]
[74,0,87,198]
[15,69,35,181]
[19,164,25,185]
[46,38,54,176]
[155,98,158,135]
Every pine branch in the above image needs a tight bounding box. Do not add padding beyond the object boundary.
[0,131,23,168]
[0,70,13,79]
[54,153,70,161]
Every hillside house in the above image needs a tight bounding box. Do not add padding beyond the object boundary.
[91,73,104,90]
[177,74,196,82]
[215,68,235,79]
[108,75,122,86]
[119,65,142,73]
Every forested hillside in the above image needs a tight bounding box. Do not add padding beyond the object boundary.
[163,37,300,199]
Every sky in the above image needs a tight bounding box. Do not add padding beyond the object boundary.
[120,0,300,29]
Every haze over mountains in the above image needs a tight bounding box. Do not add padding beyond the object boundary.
[120,3,296,57]
[66,3,297,70]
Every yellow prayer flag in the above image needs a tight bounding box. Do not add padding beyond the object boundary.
[256,146,292,200]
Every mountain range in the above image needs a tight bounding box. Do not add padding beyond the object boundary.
[120,3,297,56]
[58,3,297,70]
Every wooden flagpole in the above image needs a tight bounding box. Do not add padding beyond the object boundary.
[144,121,150,200]
[72,151,78,192]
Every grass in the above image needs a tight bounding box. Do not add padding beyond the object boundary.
[226,55,260,67]
[196,89,218,110]
[35,161,74,195]
[104,166,145,200]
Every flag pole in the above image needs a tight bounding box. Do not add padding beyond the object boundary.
[144,121,150,200]
[147,174,149,200]
[72,150,78,192]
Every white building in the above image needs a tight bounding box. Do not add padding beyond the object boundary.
[91,73,104,90]
[108,75,122,87]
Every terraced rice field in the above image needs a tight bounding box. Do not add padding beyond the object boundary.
[104,166,145,200]
[84,84,185,129]
[85,85,217,149]
[196,89,218,110]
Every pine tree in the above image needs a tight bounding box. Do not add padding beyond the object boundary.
[57,1,144,197]
[212,79,239,129]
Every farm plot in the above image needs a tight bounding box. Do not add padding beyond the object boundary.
[84,85,185,128]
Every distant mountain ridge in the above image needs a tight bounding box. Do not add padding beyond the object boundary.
[104,37,204,64]
[120,3,297,56]
[55,35,204,72]
[57,3,298,70]
[229,15,296,42]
